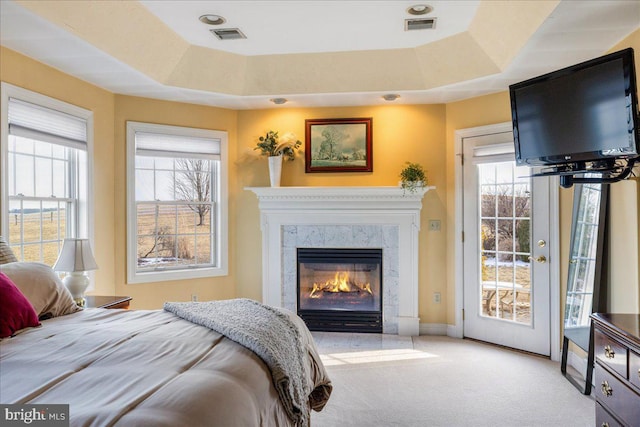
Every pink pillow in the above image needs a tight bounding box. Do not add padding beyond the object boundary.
[0,272,41,338]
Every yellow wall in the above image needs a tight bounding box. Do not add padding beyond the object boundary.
[442,92,563,325]
[235,105,448,323]
[2,25,639,323]
[112,95,238,308]
[607,30,640,312]
[0,47,117,296]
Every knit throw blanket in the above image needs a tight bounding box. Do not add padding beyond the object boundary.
[164,298,311,427]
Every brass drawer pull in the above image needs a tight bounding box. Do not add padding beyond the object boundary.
[601,380,613,397]
[604,345,615,359]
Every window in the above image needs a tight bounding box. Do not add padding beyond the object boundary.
[126,122,228,283]
[1,83,93,266]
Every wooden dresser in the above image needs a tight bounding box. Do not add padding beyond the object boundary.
[591,313,640,427]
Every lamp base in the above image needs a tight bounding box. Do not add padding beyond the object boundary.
[62,272,90,307]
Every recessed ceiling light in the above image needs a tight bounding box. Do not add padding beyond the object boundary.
[407,4,433,15]
[199,14,226,25]
[270,98,288,105]
[382,94,400,101]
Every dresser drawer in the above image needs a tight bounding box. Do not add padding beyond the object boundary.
[595,328,628,379]
[596,401,624,427]
[595,364,640,426]
[630,350,640,392]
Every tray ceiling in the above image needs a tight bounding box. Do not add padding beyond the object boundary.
[1,0,639,109]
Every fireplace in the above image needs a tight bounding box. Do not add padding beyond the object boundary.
[297,248,382,333]
[248,186,431,335]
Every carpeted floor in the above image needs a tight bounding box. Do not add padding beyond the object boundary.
[310,333,594,427]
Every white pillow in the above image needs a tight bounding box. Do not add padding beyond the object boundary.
[0,262,81,319]
[0,236,18,264]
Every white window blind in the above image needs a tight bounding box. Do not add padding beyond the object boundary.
[135,132,221,160]
[473,142,515,158]
[8,97,88,150]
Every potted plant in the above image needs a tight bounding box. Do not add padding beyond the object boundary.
[254,130,301,187]
[399,162,427,193]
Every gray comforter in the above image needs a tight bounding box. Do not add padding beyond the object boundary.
[0,307,332,426]
[164,299,323,427]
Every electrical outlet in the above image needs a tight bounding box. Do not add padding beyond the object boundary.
[434,292,441,304]
[428,220,441,232]
[191,294,198,302]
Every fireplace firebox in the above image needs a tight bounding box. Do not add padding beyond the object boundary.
[297,248,382,333]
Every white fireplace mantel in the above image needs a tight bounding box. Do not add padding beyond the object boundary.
[246,186,433,336]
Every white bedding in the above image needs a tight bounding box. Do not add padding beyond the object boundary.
[0,308,331,426]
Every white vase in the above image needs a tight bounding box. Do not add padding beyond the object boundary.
[268,155,283,187]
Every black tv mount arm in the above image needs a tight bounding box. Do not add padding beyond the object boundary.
[558,158,637,188]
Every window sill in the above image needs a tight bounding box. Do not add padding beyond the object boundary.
[127,266,228,284]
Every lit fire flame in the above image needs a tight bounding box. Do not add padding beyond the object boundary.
[309,271,373,298]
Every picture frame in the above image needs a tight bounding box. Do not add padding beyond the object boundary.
[305,117,373,173]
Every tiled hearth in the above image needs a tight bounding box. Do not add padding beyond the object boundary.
[247,186,432,336]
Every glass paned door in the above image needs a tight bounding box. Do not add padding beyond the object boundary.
[479,162,532,324]
[462,132,551,356]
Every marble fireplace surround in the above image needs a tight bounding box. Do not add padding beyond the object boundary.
[247,186,432,336]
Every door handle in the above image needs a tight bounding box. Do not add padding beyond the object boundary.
[528,255,547,264]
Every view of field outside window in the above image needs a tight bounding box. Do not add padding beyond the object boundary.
[479,161,532,324]
[135,156,216,271]
[7,135,76,265]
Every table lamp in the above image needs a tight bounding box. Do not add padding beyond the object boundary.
[53,238,98,307]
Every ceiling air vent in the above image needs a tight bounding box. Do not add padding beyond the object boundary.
[211,28,246,40]
[405,17,437,31]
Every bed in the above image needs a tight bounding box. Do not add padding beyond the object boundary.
[0,260,332,427]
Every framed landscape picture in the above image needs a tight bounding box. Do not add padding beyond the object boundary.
[305,117,372,173]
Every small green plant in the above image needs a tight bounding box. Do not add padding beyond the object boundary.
[254,130,302,161]
[399,162,427,193]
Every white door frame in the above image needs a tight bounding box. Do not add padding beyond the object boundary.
[453,122,561,361]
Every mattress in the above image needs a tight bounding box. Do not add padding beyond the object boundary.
[0,308,331,426]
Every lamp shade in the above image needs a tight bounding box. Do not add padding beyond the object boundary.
[53,239,98,272]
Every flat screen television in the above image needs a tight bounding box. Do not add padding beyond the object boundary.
[510,48,639,170]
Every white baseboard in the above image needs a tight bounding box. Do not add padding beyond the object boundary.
[447,323,463,338]
[419,323,448,336]
[397,317,420,336]
[418,323,463,337]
